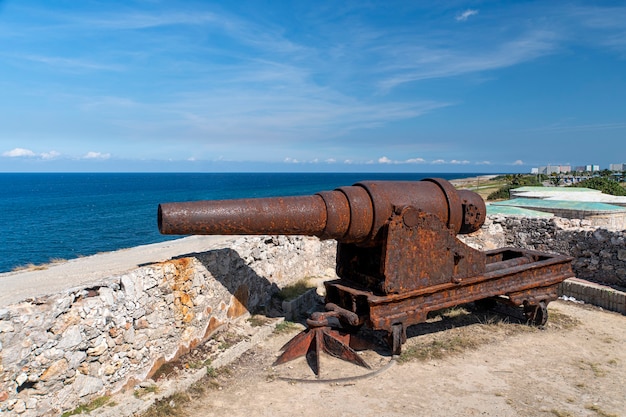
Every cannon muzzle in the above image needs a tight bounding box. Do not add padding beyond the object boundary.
[158,178,485,242]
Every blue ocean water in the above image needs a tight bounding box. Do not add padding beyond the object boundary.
[0,172,482,273]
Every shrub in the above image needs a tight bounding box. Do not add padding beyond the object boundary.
[569,177,626,196]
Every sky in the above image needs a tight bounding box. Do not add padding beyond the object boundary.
[1,1,625,173]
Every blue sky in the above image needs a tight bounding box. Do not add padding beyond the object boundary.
[1,1,625,173]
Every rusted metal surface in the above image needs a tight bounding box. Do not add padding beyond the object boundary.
[158,178,574,375]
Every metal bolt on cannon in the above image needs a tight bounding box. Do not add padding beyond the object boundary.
[158,178,574,375]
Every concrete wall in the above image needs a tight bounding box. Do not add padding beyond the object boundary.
[0,236,336,416]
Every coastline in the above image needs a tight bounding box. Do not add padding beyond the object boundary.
[448,174,499,187]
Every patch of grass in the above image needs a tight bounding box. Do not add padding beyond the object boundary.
[578,360,606,377]
[217,332,242,351]
[398,309,537,364]
[273,320,300,334]
[187,358,212,370]
[247,315,271,327]
[61,395,113,416]
[203,366,232,390]
[276,279,314,301]
[398,333,481,363]
[585,404,620,417]
[551,409,575,417]
[546,310,581,330]
[49,257,67,264]
[12,263,48,272]
[187,379,206,397]
[11,257,68,272]
[141,392,189,417]
[134,385,159,398]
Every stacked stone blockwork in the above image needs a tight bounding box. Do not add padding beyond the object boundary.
[0,236,335,416]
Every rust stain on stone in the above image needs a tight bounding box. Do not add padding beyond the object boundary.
[161,257,197,324]
[203,316,223,340]
[227,284,249,318]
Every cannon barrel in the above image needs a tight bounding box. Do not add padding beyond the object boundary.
[158,178,485,242]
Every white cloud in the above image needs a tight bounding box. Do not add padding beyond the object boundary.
[3,148,37,157]
[379,156,432,164]
[325,158,336,163]
[83,151,111,159]
[476,161,492,165]
[456,9,479,22]
[432,159,446,164]
[284,157,299,163]
[513,160,524,165]
[450,159,470,164]
[41,151,61,160]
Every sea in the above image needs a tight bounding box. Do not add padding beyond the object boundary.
[0,172,483,273]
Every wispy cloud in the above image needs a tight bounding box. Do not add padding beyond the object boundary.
[41,151,61,160]
[377,29,559,91]
[2,148,62,159]
[456,9,478,22]
[2,148,36,157]
[82,152,111,160]
[20,55,124,72]
[379,156,441,165]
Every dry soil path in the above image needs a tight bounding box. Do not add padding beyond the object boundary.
[179,300,625,417]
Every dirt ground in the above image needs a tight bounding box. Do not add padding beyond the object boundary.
[161,300,626,417]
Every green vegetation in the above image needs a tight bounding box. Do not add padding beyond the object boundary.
[486,174,545,201]
[569,177,626,196]
[275,278,315,301]
[551,410,575,417]
[134,385,159,398]
[61,396,115,416]
[273,320,300,334]
[141,392,190,417]
[247,315,271,327]
[585,404,620,417]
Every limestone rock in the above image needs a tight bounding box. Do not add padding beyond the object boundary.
[73,374,103,397]
[39,358,68,382]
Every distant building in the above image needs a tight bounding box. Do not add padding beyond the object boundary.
[536,165,571,174]
[610,163,626,171]
[586,165,600,172]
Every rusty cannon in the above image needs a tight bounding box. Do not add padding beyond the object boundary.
[158,178,574,375]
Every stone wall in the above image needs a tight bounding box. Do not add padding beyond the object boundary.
[0,236,336,416]
[460,215,626,288]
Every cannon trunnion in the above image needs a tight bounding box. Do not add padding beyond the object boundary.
[159,178,573,375]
